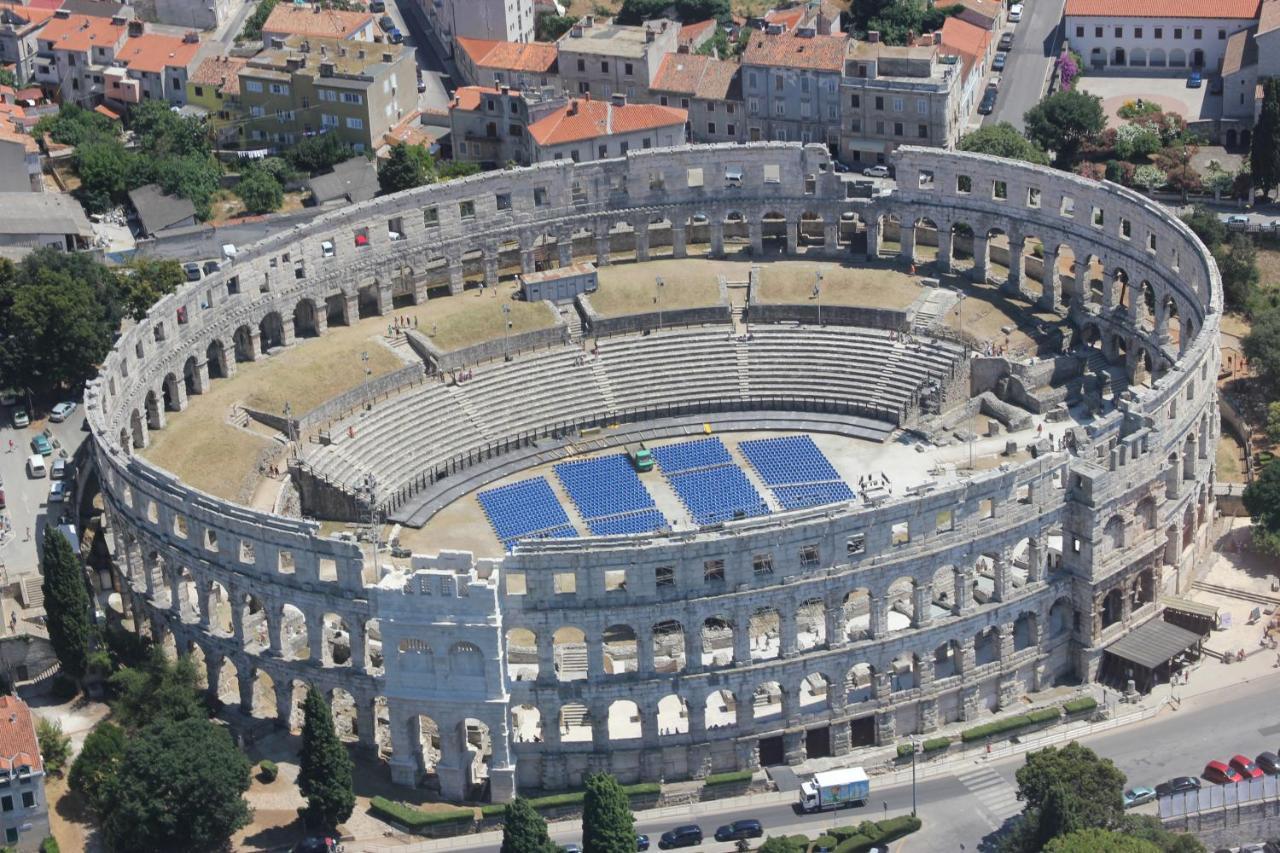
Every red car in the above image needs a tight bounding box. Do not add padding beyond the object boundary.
[1229,755,1265,780]
[1204,760,1244,784]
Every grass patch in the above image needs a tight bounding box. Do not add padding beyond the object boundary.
[142,414,271,503]
[1063,696,1098,715]
[590,258,734,316]
[403,282,555,352]
[755,261,921,310]
[704,770,753,786]
[240,332,403,414]
[369,797,473,829]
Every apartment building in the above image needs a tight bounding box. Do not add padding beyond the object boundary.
[762,0,842,35]
[240,35,417,152]
[422,0,534,59]
[527,94,685,162]
[186,53,249,145]
[939,17,991,126]
[107,31,202,106]
[555,17,679,101]
[1064,0,1258,71]
[650,52,743,143]
[741,31,846,144]
[33,11,128,105]
[260,3,377,43]
[838,35,964,164]
[455,36,559,93]
[0,3,56,86]
[155,0,231,30]
[449,83,565,165]
[0,696,49,852]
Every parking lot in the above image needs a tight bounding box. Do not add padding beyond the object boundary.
[1077,74,1219,125]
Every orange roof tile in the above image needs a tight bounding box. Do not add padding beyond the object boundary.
[952,0,1000,26]
[1259,0,1280,32]
[743,32,847,71]
[0,2,57,29]
[764,7,805,30]
[190,54,248,94]
[94,103,119,120]
[940,16,990,62]
[529,97,686,146]
[678,18,716,45]
[262,3,372,39]
[451,84,506,111]
[384,110,442,148]
[0,127,39,154]
[0,697,42,775]
[1064,0,1259,17]
[456,36,558,74]
[651,53,738,100]
[117,32,199,74]
[38,13,126,53]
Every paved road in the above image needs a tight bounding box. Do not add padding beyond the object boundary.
[986,0,1068,131]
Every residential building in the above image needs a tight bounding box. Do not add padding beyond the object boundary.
[677,18,717,51]
[449,83,565,165]
[556,17,679,101]
[951,0,1004,32]
[421,0,534,59]
[939,16,992,121]
[33,11,129,106]
[741,31,846,144]
[260,3,376,43]
[1063,0,1259,71]
[839,34,965,164]
[154,0,231,31]
[0,191,90,255]
[107,30,202,106]
[0,697,47,852]
[306,155,378,204]
[455,35,559,93]
[0,3,56,86]
[650,52,743,143]
[186,53,249,145]
[239,35,417,152]
[129,183,197,235]
[526,94,685,161]
[762,1,842,35]
[1220,0,1280,132]
[0,128,41,191]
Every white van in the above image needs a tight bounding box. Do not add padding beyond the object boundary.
[27,454,46,478]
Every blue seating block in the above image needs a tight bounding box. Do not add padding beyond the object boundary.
[555,454,657,520]
[668,466,769,525]
[477,477,573,544]
[587,509,666,536]
[773,481,855,511]
[651,437,732,473]
[739,435,842,486]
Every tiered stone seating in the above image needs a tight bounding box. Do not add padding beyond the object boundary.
[596,328,742,410]
[453,346,607,435]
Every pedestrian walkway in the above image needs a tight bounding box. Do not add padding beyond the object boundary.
[955,765,1022,831]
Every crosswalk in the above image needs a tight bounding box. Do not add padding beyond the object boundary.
[956,764,1023,830]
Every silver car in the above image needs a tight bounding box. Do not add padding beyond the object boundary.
[49,401,77,422]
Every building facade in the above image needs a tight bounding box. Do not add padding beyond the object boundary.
[108,31,202,106]
[526,94,686,161]
[556,17,679,101]
[455,36,559,93]
[33,11,128,106]
[0,4,55,87]
[186,53,249,146]
[742,31,846,145]
[0,697,48,853]
[450,84,565,165]
[1064,0,1259,71]
[651,53,744,144]
[421,0,534,58]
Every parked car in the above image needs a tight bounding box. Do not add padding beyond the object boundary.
[1231,755,1265,780]
[1188,70,1203,88]
[998,31,1013,50]
[658,825,703,849]
[715,819,763,841]
[0,390,15,406]
[11,407,28,428]
[51,458,67,480]
[992,51,1007,71]
[1124,786,1157,808]
[862,164,890,177]
[560,845,582,853]
[48,480,66,504]
[388,26,403,42]
[368,0,384,9]
[202,260,221,276]
[1204,760,1244,785]
[30,434,51,456]
[49,401,76,423]
[379,14,394,30]
[1226,214,1251,227]
[183,261,201,282]
[1009,3,1023,21]
[1257,751,1280,775]
[978,89,998,114]
[636,835,650,851]
[1155,776,1201,797]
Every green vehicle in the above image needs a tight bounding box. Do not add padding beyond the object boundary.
[30,434,51,456]
[629,445,654,473]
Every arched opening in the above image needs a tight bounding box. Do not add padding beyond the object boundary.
[449,641,484,677]
[458,717,492,791]
[232,324,255,362]
[323,612,351,666]
[411,714,441,781]
[839,588,871,642]
[364,618,383,674]
[559,702,591,742]
[182,357,200,396]
[505,627,537,682]
[216,657,239,706]
[974,626,1000,665]
[607,699,641,740]
[553,626,587,681]
[1049,597,1074,638]
[280,603,309,661]
[1101,587,1124,629]
[325,292,350,326]
[705,689,737,729]
[511,703,542,744]
[207,580,232,637]
[241,593,268,654]
[890,652,919,691]
[602,624,638,676]
[761,211,787,253]
[798,211,825,250]
[701,616,734,668]
[259,311,285,351]
[144,390,162,431]
[799,672,831,710]
[1132,568,1156,608]
[206,339,228,378]
[176,567,199,622]
[752,681,783,720]
[797,598,826,651]
[657,694,688,736]
[331,687,358,742]
[749,607,781,661]
[293,299,320,338]
[886,577,917,631]
[1014,612,1037,651]
[1137,496,1157,531]
[1105,515,1126,550]
[934,639,962,678]
[653,620,686,674]
[846,663,875,704]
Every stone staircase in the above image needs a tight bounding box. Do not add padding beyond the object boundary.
[735,339,751,397]
[446,384,498,441]
[1192,580,1280,608]
[910,287,958,332]
[556,644,588,682]
[19,577,43,610]
[588,358,618,414]
[561,306,584,343]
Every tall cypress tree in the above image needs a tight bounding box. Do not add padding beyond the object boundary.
[581,773,635,853]
[1252,78,1280,195]
[41,526,91,681]
[501,797,556,853]
[297,685,355,831]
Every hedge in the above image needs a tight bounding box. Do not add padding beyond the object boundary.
[812,835,838,851]
[1063,696,1098,715]
[922,736,951,752]
[258,760,278,782]
[479,781,663,817]
[960,707,1061,742]
[40,839,60,853]
[896,743,914,758]
[369,797,474,829]
[704,770,754,786]
[831,816,923,853]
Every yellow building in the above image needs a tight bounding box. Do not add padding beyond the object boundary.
[187,54,250,148]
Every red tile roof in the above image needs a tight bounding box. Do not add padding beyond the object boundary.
[529,97,686,146]
[190,54,249,95]
[940,16,990,68]
[0,2,57,29]
[952,0,1001,26]
[117,32,199,73]
[1064,0,1259,17]
[456,36,558,74]
[764,6,805,30]
[262,4,372,39]
[38,13,126,53]
[0,697,42,775]
[651,53,738,100]
[678,18,716,46]
[743,32,847,71]
[451,84,505,111]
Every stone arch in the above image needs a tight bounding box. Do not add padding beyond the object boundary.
[657,693,689,736]
[207,579,232,636]
[799,672,832,710]
[761,210,788,253]
[837,588,871,643]
[1137,496,1157,531]
[1013,611,1038,651]
[974,625,1000,665]
[752,681,783,720]
[933,639,962,678]
[1101,587,1124,629]
[331,688,358,742]
[322,612,351,666]
[798,210,825,249]
[280,603,309,661]
[749,606,781,661]
[701,615,734,668]
[181,356,201,396]
[144,389,162,430]
[796,598,826,651]
[652,619,686,674]
[259,311,285,351]
[511,703,542,744]
[552,626,587,681]
[293,298,320,339]
[890,651,919,691]
[885,576,917,631]
[559,702,591,742]
[325,292,351,326]
[1105,514,1126,550]
[1049,596,1074,638]
[449,641,484,677]
[607,699,641,740]
[1169,48,1186,67]
[846,662,875,704]
[241,591,269,654]
[206,339,229,378]
[602,624,638,676]
[410,713,442,779]
[215,656,239,706]
[1150,47,1167,67]
[705,689,737,729]
[505,627,537,682]
[232,324,255,362]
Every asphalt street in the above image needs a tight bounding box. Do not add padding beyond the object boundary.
[986,0,1067,131]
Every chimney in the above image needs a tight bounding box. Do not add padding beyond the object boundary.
[382,51,392,62]
[183,29,199,43]
[569,23,582,36]
[645,28,654,42]
[499,84,509,95]
[867,30,880,42]
[610,92,626,106]
[567,99,578,115]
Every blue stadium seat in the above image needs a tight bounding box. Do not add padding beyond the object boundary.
[477,477,575,548]
[668,466,769,525]
[651,437,732,473]
[739,435,842,486]
[555,454,658,520]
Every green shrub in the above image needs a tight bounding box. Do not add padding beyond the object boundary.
[1063,696,1099,714]
[704,769,753,786]
[832,816,922,853]
[896,743,914,758]
[960,708,1060,743]
[40,838,60,853]
[1028,707,1063,725]
[922,736,951,753]
[369,796,473,829]
[257,760,277,782]
[811,835,838,851]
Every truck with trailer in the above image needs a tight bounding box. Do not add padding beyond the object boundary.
[799,767,870,812]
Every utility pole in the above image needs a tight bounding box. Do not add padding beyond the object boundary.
[655,275,665,330]
[814,269,824,326]
[360,351,371,411]
[502,303,512,361]
[911,736,919,817]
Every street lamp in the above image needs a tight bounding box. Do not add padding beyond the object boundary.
[502,303,512,361]
[283,401,295,458]
[910,736,919,817]
[814,270,824,326]
[655,276,665,330]
[360,351,371,411]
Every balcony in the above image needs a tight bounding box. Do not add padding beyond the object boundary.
[104,68,139,104]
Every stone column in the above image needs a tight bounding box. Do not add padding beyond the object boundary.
[899,221,916,265]
[936,226,953,273]
[960,685,982,721]
[992,551,1011,603]
[954,566,975,615]
[998,623,1015,661]
[997,672,1019,709]
[357,699,379,753]
[873,671,891,701]
[1101,270,1116,309]
[557,233,574,267]
[590,702,609,751]
[865,218,882,261]
[237,669,255,713]
[637,627,655,676]
[447,262,465,295]
[520,248,536,274]
[869,596,889,639]
[245,330,261,362]
[1027,536,1046,584]
[313,616,330,667]
[387,706,419,786]
[672,224,687,258]
[229,589,245,646]
[348,617,366,673]
[917,653,935,690]
[749,221,763,255]
[1040,249,1060,311]
[874,710,896,746]
[586,633,604,678]
[634,220,650,261]
[959,637,976,675]
[167,570,181,616]
[780,608,798,658]
[204,654,222,699]
[826,594,846,648]
[537,632,556,684]
[912,582,933,628]
[142,553,157,598]
[824,222,840,254]
[733,615,752,664]
[595,232,611,265]
[189,359,210,395]
[919,697,939,734]
[784,730,806,765]
[197,582,210,629]
[831,719,853,756]
[276,685,294,730]
[1005,235,1026,296]
[266,606,283,656]
[972,234,989,282]
[483,255,499,289]
[375,282,393,316]
[785,220,798,255]
[687,699,706,739]
[342,293,359,325]
[710,220,725,257]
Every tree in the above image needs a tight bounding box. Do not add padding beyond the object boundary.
[1214,233,1259,310]
[1003,742,1126,852]
[1252,77,1280,195]
[117,259,184,321]
[1180,204,1225,248]
[100,718,251,853]
[1044,829,1162,853]
[1132,164,1167,194]
[1153,145,1201,199]
[74,138,136,213]
[1024,90,1106,168]
[286,132,355,175]
[1113,123,1162,161]
[581,773,635,853]
[34,104,119,147]
[437,160,481,180]
[130,100,210,159]
[535,12,578,40]
[1116,815,1205,853]
[235,166,284,214]
[957,123,1050,165]
[241,0,280,40]
[758,838,808,853]
[35,718,71,776]
[0,68,14,88]
[107,650,205,729]
[378,143,433,194]
[1245,457,1280,553]
[500,797,557,853]
[297,686,355,831]
[69,722,127,814]
[39,527,92,683]
[1205,161,1236,201]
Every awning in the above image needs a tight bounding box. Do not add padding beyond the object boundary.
[1162,596,1219,620]
[845,139,887,153]
[1105,619,1203,671]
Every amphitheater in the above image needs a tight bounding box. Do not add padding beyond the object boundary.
[86,143,1220,804]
